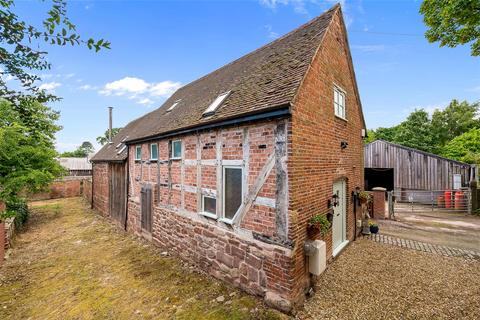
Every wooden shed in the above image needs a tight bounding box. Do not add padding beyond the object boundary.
[364,140,475,191]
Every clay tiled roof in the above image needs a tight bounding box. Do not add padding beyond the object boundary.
[91,5,338,162]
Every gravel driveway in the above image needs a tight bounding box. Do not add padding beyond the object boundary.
[297,240,480,320]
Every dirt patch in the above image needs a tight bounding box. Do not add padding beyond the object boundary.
[297,240,480,320]
[0,198,286,320]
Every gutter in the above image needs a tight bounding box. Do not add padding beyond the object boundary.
[126,105,291,145]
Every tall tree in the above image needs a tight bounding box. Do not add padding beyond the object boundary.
[441,128,480,164]
[420,0,480,56]
[431,100,480,147]
[61,141,94,157]
[0,0,110,104]
[393,109,436,153]
[96,127,122,145]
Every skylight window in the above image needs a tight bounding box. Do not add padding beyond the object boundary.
[117,145,126,155]
[167,99,181,112]
[203,91,230,116]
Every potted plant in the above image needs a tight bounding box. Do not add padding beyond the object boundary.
[307,214,331,239]
[369,221,379,234]
[358,191,371,204]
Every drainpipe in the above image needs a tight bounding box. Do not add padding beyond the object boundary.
[124,148,130,231]
[108,106,113,144]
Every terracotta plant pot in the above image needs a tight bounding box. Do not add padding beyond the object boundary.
[307,225,320,239]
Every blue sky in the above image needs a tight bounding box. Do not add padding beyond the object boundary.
[11,0,480,152]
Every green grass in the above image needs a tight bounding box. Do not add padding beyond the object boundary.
[0,198,287,320]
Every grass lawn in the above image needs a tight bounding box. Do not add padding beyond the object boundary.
[0,198,286,320]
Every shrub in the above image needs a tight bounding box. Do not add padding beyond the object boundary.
[4,198,29,230]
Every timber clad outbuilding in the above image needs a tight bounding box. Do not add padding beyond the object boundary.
[364,140,474,191]
[91,5,366,311]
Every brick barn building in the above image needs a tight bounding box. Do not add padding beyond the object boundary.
[91,5,366,311]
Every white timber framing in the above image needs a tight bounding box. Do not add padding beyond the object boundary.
[180,139,185,209]
[274,119,289,241]
[215,131,223,217]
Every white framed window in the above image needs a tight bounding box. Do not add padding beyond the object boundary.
[201,195,217,218]
[222,166,243,223]
[150,143,158,160]
[334,86,346,119]
[203,91,230,116]
[135,145,142,161]
[171,140,182,159]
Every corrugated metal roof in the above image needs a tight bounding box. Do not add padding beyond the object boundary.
[58,157,92,170]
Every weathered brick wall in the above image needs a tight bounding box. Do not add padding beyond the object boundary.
[82,178,92,205]
[92,162,110,216]
[28,177,90,201]
[289,9,365,301]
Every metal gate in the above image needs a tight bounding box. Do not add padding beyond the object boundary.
[389,189,471,217]
[140,184,153,233]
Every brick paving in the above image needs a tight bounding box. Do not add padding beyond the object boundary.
[365,233,480,261]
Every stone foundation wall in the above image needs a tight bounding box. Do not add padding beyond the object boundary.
[127,201,295,311]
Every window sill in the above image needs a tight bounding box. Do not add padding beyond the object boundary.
[199,212,217,220]
[170,157,181,161]
[334,115,348,122]
[218,217,234,225]
[150,158,158,162]
[134,159,142,162]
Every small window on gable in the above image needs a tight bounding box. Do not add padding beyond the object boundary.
[334,86,346,119]
[171,140,182,159]
[167,100,181,112]
[150,143,158,160]
[203,91,230,116]
[135,145,142,161]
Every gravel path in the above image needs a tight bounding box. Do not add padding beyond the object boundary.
[297,240,480,320]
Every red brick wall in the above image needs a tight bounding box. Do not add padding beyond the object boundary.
[92,162,109,216]
[288,9,365,301]
[28,178,90,201]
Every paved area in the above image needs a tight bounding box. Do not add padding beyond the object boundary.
[377,205,480,252]
[366,233,480,261]
[298,240,480,320]
[0,198,285,320]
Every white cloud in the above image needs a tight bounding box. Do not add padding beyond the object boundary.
[351,44,385,53]
[99,76,182,105]
[65,73,75,79]
[102,77,150,96]
[149,81,182,97]
[138,98,153,105]
[259,0,308,14]
[39,82,61,91]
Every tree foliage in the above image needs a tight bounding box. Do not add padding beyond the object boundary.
[0,0,110,104]
[0,99,64,201]
[96,127,122,145]
[441,128,480,164]
[61,141,94,157]
[420,0,480,56]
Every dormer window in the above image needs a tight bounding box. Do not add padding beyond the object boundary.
[203,91,230,116]
[167,99,181,112]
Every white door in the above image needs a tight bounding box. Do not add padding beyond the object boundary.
[332,179,347,253]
